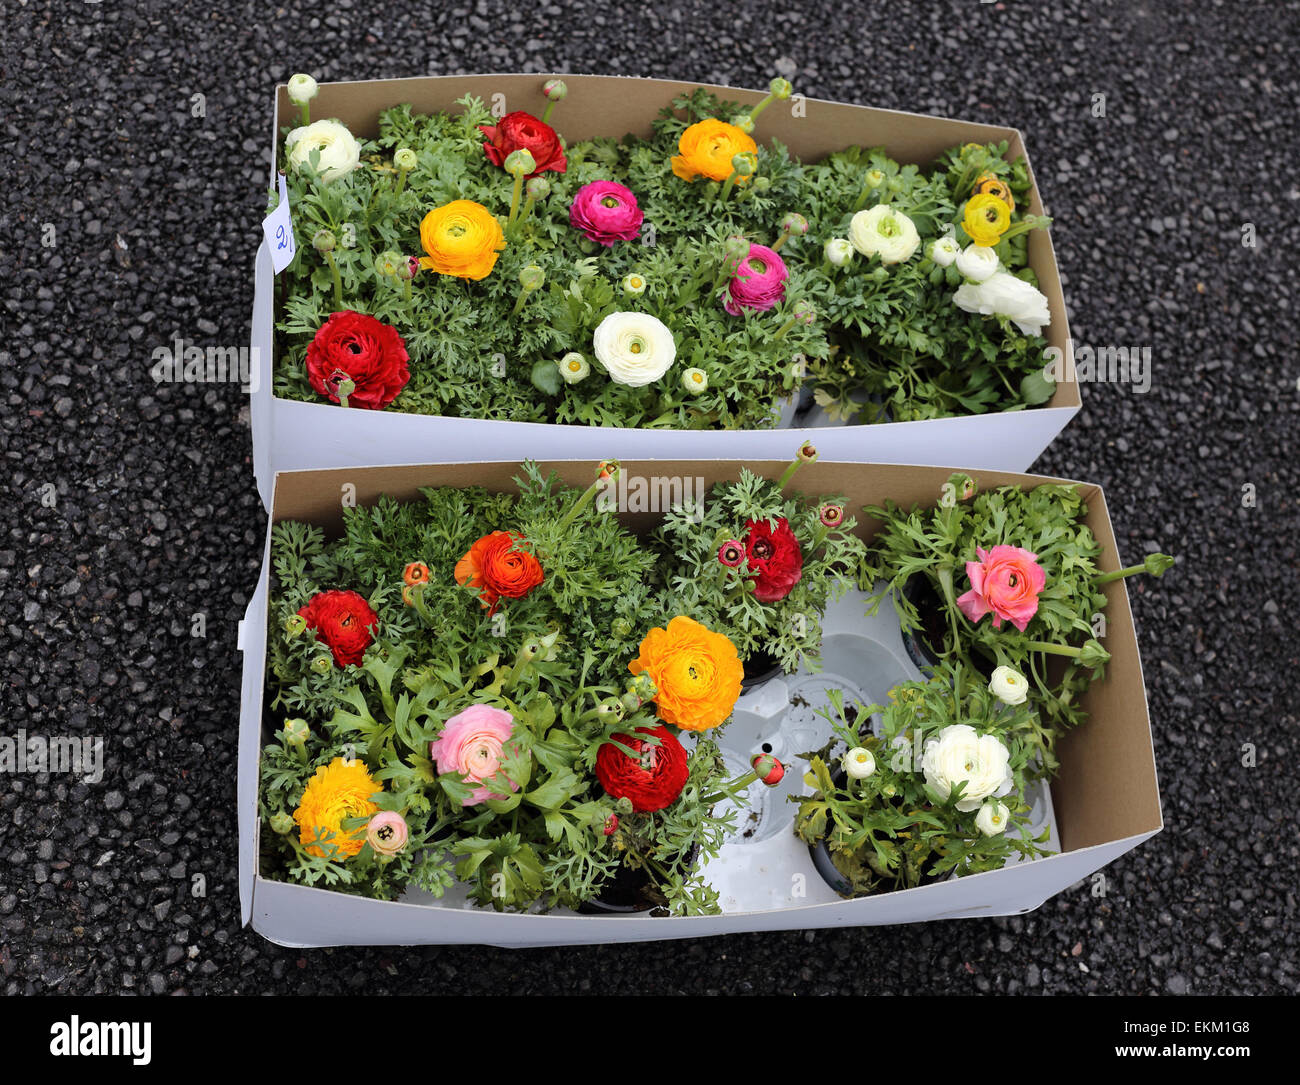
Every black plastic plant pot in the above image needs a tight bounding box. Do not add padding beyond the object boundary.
[740,647,784,690]
[577,845,700,917]
[900,575,949,671]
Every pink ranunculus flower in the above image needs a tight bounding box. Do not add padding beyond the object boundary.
[723,243,788,315]
[568,180,644,246]
[366,811,409,856]
[429,704,521,806]
[956,545,1046,632]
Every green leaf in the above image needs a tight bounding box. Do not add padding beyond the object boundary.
[530,359,562,396]
[1019,367,1056,405]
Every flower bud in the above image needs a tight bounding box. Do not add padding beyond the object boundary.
[558,351,590,384]
[681,367,708,395]
[843,747,876,779]
[402,584,418,607]
[975,801,1010,837]
[518,638,543,662]
[989,665,1028,706]
[751,753,785,786]
[1078,640,1111,669]
[865,168,885,189]
[730,114,755,134]
[871,266,889,283]
[525,176,551,201]
[504,148,536,177]
[596,697,626,721]
[286,73,319,105]
[770,78,793,99]
[518,264,545,291]
[285,614,307,636]
[1145,553,1176,577]
[718,539,745,568]
[311,655,333,674]
[818,503,844,528]
[366,811,409,856]
[627,672,657,703]
[614,796,635,817]
[393,147,418,172]
[797,440,818,463]
[312,228,336,254]
[397,255,418,281]
[724,234,751,265]
[731,152,757,177]
[824,238,853,266]
[602,813,619,836]
[793,299,817,324]
[403,561,430,586]
[543,78,568,101]
[611,617,633,639]
[374,250,403,278]
[622,272,647,296]
[752,176,772,192]
[270,811,296,835]
[780,212,809,237]
[283,718,310,747]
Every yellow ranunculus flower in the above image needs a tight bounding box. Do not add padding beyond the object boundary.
[292,756,381,859]
[418,200,506,280]
[963,193,1012,247]
[670,119,758,183]
[974,171,1016,212]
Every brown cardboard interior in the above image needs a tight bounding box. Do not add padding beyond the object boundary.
[266,458,1161,863]
[271,73,1079,413]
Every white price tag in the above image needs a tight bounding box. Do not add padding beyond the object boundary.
[262,172,297,273]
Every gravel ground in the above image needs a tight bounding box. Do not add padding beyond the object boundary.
[2,0,1296,996]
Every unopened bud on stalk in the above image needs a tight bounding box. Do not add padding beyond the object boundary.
[312,228,336,254]
[518,264,545,291]
[730,113,755,134]
[769,77,793,99]
[285,614,307,636]
[504,148,536,178]
[270,811,295,835]
[558,351,590,384]
[622,272,647,296]
[525,176,551,201]
[375,250,403,278]
[311,655,333,675]
[393,147,418,172]
[824,237,853,267]
[542,78,567,101]
[287,74,319,105]
[283,718,310,748]
[681,367,709,395]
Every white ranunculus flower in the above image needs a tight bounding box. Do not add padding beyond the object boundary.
[989,665,1028,706]
[592,311,677,387]
[922,724,1014,812]
[824,237,854,267]
[953,270,1052,336]
[928,236,960,267]
[286,119,361,183]
[954,243,1000,283]
[848,204,921,264]
[975,801,1010,836]
[843,747,876,779]
[286,73,319,105]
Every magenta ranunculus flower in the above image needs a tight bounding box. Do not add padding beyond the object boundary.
[723,243,788,315]
[429,704,521,806]
[956,545,1046,632]
[568,181,644,246]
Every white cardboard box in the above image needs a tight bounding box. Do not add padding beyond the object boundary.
[249,75,1081,509]
[237,459,1161,948]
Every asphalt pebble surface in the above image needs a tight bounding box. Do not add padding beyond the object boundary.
[1,0,1296,996]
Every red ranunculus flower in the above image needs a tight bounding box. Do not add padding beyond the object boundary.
[297,590,379,668]
[305,310,410,410]
[595,725,689,813]
[744,516,804,602]
[478,111,567,177]
[454,531,544,614]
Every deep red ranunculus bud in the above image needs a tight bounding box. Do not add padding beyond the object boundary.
[478,112,567,178]
[751,753,785,786]
[595,725,689,813]
[305,310,410,410]
[603,813,619,836]
[743,516,804,602]
[297,590,379,668]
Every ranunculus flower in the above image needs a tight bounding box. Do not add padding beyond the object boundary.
[454,531,544,614]
[963,192,1011,247]
[723,243,788,315]
[629,616,743,732]
[975,800,1011,836]
[285,119,361,184]
[479,111,567,177]
[952,271,1052,336]
[844,747,876,779]
[825,237,854,266]
[403,561,430,587]
[744,516,803,602]
[592,311,677,386]
[595,725,690,812]
[305,310,410,410]
[929,235,961,266]
[418,200,506,280]
[848,204,921,264]
[293,757,380,858]
[297,589,378,667]
[718,540,745,567]
[974,171,1016,211]
[670,118,757,183]
[569,180,643,246]
[956,545,1046,631]
[286,73,319,105]
[922,724,1014,812]
[989,665,1029,706]
[430,704,521,806]
[366,811,409,856]
[954,243,1000,283]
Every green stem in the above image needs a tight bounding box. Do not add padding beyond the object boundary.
[541,101,556,125]
[935,566,964,657]
[511,286,533,316]
[773,315,797,339]
[402,278,412,305]
[394,168,408,196]
[719,168,740,204]
[507,174,525,225]
[748,91,776,123]
[1025,641,1082,658]
[772,230,790,252]
[299,102,310,127]
[556,466,616,534]
[324,250,343,310]
[1093,563,1149,586]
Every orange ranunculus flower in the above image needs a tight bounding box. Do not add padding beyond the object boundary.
[403,561,430,587]
[963,192,1012,247]
[974,171,1016,212]
[418,200,506,280]
[629,616,743,732]
[670,119,758,184]
[292,757,381,859]
[454,531,544,614]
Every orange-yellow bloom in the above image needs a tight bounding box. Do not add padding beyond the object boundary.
[292,757,381,859]
[418,200,506,280]
[963,193,1011,247]
[974,171,1016,212]
[670,119,758,184]
[629,616,743,731]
